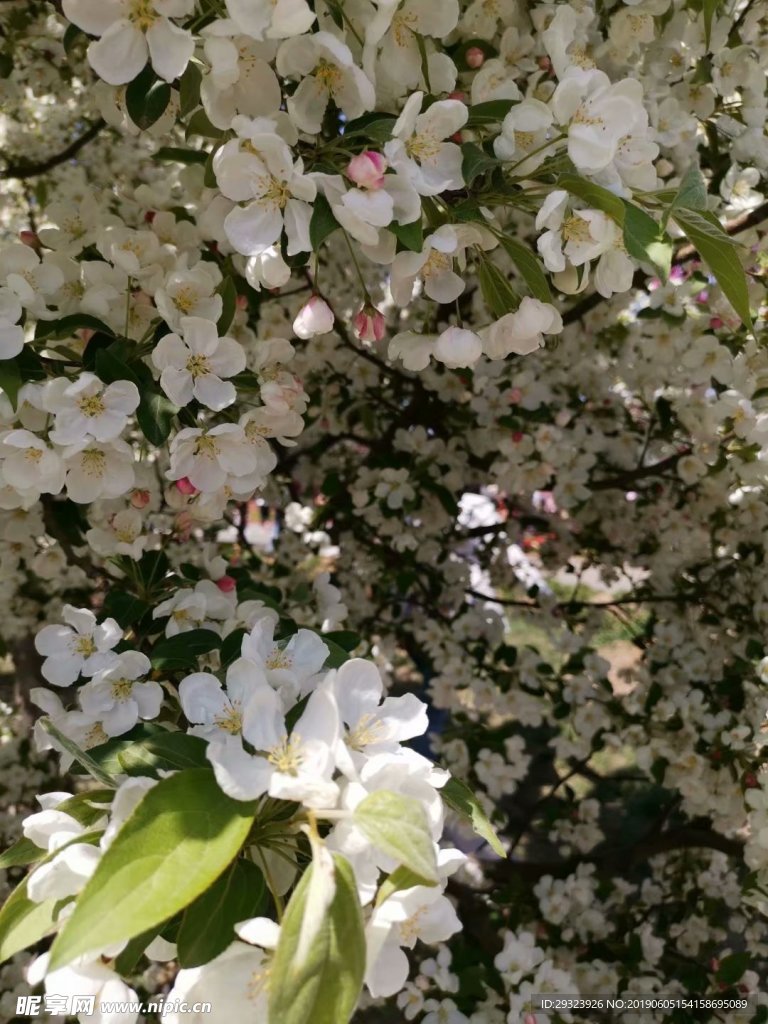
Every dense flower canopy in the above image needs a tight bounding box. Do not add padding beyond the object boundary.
[0,0,768,1022]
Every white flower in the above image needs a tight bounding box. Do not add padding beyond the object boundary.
[482,299,563,359]
[47,372,140,446]
[0,244,64,315]
[167,424,262,493]
[277,32,375,134]
[215,119,317,257]
[154,265,223,330]
[493,99,555,174]
[30,953,139,1024]
[224,0,315,41]
[332,658,428,778]
[35,606,122,687]
[389,331,436,371]
[385,92,467,197]
[79,651,162,737]
[63,0,195,86]
[0,287,24,359]
[179,664,274,744]
[366,0,459,92]
[153,580,234,636]
[0,430,64,495]
[390,226,475,307]
[201,35,282,130]
[207,678,340,806]
[293,296,334,339]
[239,618,329,705]
[152,317,246,411]
[552,68,651,176]
[62,438,136,503]
[434,327,483,369]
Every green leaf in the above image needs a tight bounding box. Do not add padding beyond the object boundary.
[186,109,225,140]
[557,172,625,222]
[117,733,208,777]
[125,65,171,131]
[622,201,672,280]
[150,628,220,669]
[0,832,101,961]
[672,208,752,327]
[95,346,141,388]
[441,776,506,858]
[716,951,750,985]
[353,790,438,882]
[216,276,238,335]
[478,257,518,318]
[137,389,179,446]
[35,313,115,342]
[75,725,169,777]
[321,638,350,669]
[49,769,256,969]
[321,631,361,653]
[268,854,365,1024]
[702,0,721,48]
[389,218,424,252]
[221,628,247,668]
[177,859,267,967]
[0,358,22,409]
[461,142,500,186]
[375,865,436,907]
[309,194,340,251]
[668,162,708,216]
[101,590,151,628]
[179,61,202,118]
[0,836,45,871]
[153,147,208,166]
[497,235,553,303]
[465,99,516,128]
[342,113,396,142]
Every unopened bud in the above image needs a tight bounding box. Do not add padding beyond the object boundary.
[465,46,485,69]
[353,304,386,342]
[293,296,335,339]
[346,151,387,190]
[130,489,151,509]
[216,575,237,593]
[176,477,198,496]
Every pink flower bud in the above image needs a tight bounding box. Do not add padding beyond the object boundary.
[710,316,724,329]
[346,151,388,190]
[176,477,198,496]
[447,90,467,102]
[144,210,156,224]
[130,489,151,509]
[79,328,95,344]
[236,294,248,310]
[216,575,237,593]
[353,305,386,342]
[293,296,335,339]
[465,46,485,69]
[19,230,39,248]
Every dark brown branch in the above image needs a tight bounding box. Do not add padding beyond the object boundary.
[590,449,690,490]
[2,119,107,180]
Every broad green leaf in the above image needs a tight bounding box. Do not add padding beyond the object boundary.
[179,61,202,118]
[177,859,266,967]
[622,201,672,279]
[321,638,350,669]
[441,776,506,858]
[0,358,22,409]
[321,631,361,653]
[216,276,238,336]
[74,725,169,777]
[389,217,424,252]
[353,790,438,882]
[672,208,752,327]
[95,346,141,388]
[702,0,721,47]
[101,590,151,628]
[342,113,396,141]
[497,235,553,303]
[35,313,115,342]
[0,831,101,961]
[137,389,179,446]
[268,854,365,1024]
[153,146,208,166]
[465,99,516,128]
[221,628,247,668]
[150,628,221,669]
[186,109,225,140]
[309,194,340,251]
[117,733,208,777]
[0,836,45,871]
[375,865,436,907]
[478,257,519,318]
[49,769,256,969]
[461,142,500,186]
[715,951,750,985]
[557,172,625,222]
[667,162,708,217]
[125,65,171,131]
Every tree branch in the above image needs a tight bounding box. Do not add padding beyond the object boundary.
[2,119,107,180]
